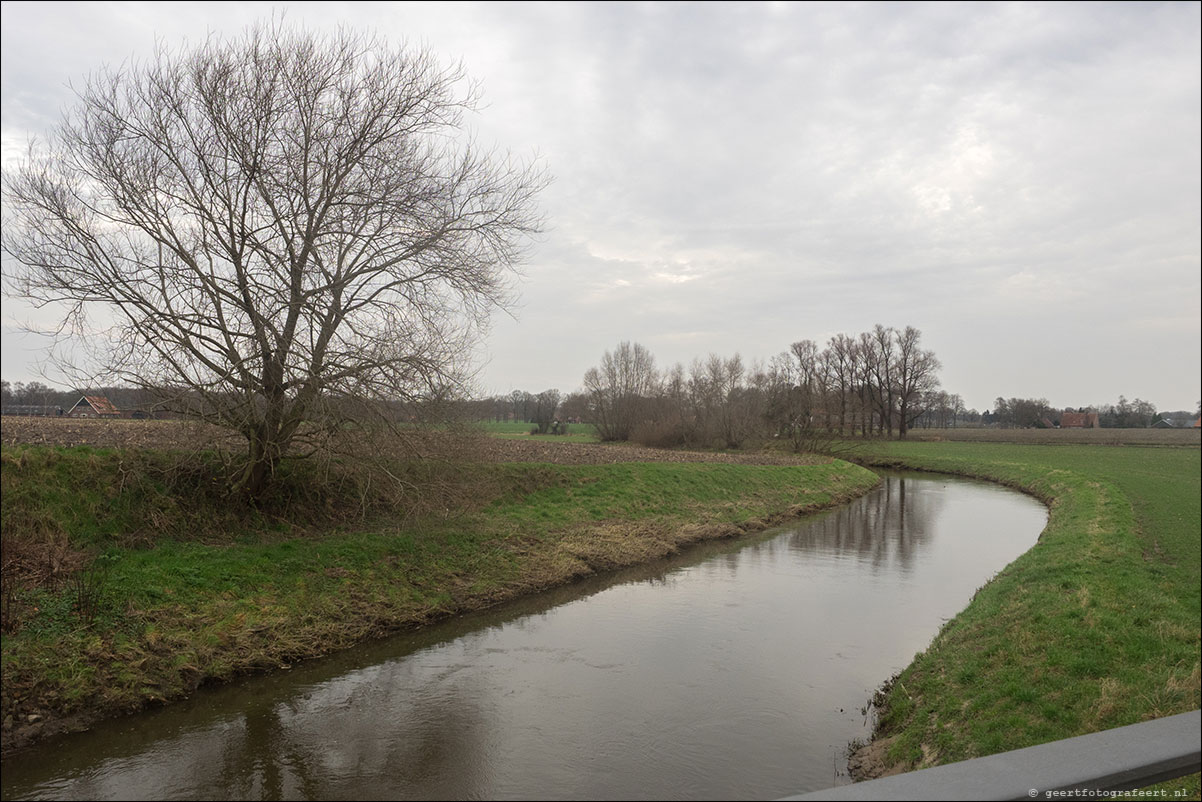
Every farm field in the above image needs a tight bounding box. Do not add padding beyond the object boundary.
[903,426,1200,446]
[0,416,804,466]
[475,419,600,443]
[850,440,1200,796]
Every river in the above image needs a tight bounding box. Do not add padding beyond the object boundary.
[0,472,1047,801]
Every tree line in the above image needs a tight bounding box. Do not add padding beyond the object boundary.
[0,381,164,414]
[986,396,1195,429]
[466,389,586,433]
[579,325,942,450]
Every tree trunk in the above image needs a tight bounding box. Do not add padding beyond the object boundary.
[240,424,285,500]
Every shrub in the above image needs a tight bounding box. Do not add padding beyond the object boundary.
[630,420,687,449]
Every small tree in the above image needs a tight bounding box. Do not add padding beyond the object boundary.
[532,389,561,434]
[2,24,547,497]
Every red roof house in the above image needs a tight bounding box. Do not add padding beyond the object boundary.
[67,395,121,418]
[1060,412,1100,429]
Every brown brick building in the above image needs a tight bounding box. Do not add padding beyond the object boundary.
[67,395,122,418]
[1060,411,1100,428]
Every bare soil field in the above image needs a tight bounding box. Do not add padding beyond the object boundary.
[0,416,822,466]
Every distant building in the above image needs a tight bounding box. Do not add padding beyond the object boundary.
[0,404,60,417]
[67,395,122,418]
[1060,412,1100,429]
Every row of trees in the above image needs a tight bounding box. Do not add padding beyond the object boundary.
[0,381,166,412]
[1,381,63,409]
[580,325,943,450]
[475,389,574,434]
[987,396,1187,428]
[910,391,973,429]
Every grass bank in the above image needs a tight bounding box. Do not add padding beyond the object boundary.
[0,444,878,751]
[848,441,1200,794]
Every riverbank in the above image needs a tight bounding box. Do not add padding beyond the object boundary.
[0,439,880,753]
[846,442,1200,795]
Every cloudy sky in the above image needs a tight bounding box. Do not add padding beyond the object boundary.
[2,1,1199,412]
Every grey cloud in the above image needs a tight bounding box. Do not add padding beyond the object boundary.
[2,1,1198,409]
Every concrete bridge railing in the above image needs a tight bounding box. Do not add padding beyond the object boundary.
[781,709,1200,801]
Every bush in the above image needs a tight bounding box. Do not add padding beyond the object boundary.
[630,420,687,449]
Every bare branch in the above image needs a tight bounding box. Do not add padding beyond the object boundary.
[2,23,548,497]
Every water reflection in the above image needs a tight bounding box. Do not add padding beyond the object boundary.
[2,474,1046,801]
[787,473,942,572]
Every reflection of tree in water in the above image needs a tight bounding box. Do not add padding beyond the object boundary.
[215,695,317,800]
[208,657,492,800]
[784,477,945,573]
[373,665,492,799]
[670,478,947,582]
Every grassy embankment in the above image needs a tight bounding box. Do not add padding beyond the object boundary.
[0,442,877,749]
[850,441,1200,795]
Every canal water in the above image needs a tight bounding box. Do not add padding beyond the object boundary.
[1,473,1047,801]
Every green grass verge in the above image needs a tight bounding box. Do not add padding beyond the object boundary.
[0,445,877,747]
[852,441,1200,794]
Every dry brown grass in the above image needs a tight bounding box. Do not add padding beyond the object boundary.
[0,416,828,467]
[0,417,238,451]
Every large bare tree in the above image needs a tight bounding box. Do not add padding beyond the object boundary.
[892,325,941,438]
[582,341,658,442]
[2,24,547,496]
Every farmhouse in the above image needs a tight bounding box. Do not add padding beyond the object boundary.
[1059,411,1100,429]
[67,395,122,419]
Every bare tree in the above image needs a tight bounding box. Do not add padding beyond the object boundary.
[790,339,824,432]
[2,24,547,497]
[994,397,1053,428]
[582,341,658,442]
[509,390,533,423]
[658,362,693,446]
[855,330,882,436]
[824,334,856,436]
[893,325,941,438]
[707,352,747,448]
[532,388,561,433]
[868,325,899,437]
[559,391,590,424]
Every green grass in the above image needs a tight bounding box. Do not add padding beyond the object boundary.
[0,445,877,740]
[475,420,600,442]
[852,442,1200,781]
[13,436,1195,791]
[903,426,1200,446]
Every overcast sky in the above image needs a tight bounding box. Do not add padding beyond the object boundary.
[2,1,1199,412]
